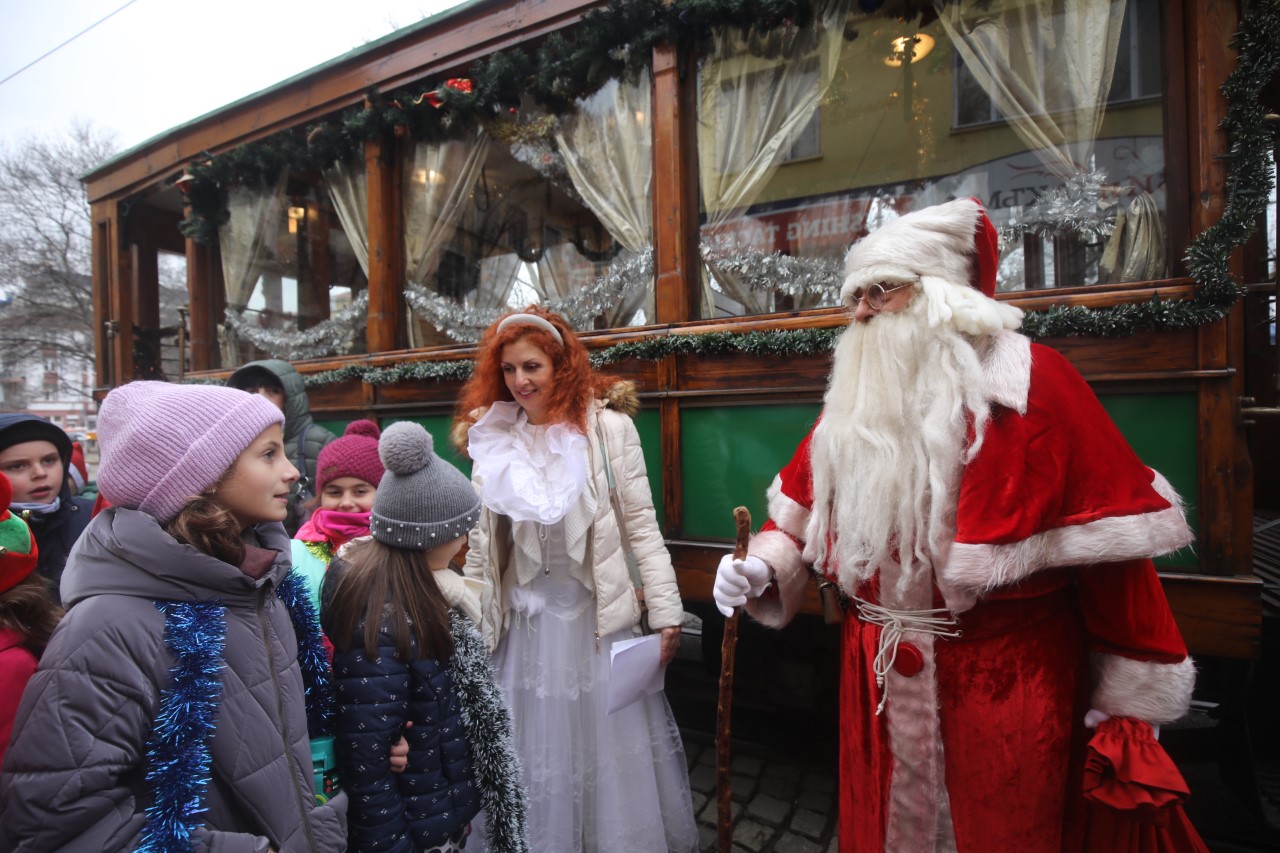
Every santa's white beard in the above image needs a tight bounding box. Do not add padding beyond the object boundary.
[807,293,992,598]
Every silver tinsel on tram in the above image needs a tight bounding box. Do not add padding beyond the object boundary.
[1000,169,1123,245]
[221,291,368,360]
[404,250,654,342]
[700,243,843,300]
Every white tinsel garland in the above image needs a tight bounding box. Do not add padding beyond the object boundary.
[700,243,843,299]
[404,249,654,341]
[221,291,368,360]
[999,169,1125,245]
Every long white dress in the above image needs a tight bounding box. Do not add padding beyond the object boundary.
[468,407,698,853]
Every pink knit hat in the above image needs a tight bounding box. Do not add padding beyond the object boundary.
[97,381,285,523]
[316,420,385,492]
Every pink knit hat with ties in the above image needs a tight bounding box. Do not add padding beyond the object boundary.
[96,381,284,523]
[316,420,385,492]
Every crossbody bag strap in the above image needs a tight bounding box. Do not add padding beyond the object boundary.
[594,416,645,598]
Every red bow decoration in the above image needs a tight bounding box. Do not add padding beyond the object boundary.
[415,78,473,109]
[1080,717,1209,852]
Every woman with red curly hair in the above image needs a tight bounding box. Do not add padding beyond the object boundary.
[455,306,697,853]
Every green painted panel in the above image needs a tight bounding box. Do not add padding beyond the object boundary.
[678,395,1198,569]
[682,404,821,540]
[633,409,664,532]
[1097,393,1199,569]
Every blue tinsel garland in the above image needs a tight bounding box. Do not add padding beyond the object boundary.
[276,570,335,737]
[136,601,227,853]
[138,571,333,851]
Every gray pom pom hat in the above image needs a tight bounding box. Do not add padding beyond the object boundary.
[371,421,481,550]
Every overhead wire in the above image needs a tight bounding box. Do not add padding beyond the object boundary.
[0,0,143,88]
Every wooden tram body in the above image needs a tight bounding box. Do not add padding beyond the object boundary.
[82,0,1274,672]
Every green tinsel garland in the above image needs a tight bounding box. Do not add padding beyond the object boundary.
[177,0,1278,363]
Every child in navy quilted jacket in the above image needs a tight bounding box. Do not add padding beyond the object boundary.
[321,421,527,853]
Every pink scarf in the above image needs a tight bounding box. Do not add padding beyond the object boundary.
[296,508,372,550]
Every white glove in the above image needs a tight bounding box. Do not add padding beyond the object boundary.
[713,554,773,618]
[1084,708,1160,739]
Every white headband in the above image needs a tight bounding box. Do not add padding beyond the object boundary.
[496,313,564,345]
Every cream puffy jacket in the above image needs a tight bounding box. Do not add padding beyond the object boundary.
[463,390,682,650]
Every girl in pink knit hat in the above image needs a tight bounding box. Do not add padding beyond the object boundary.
[0,381,348,853]
[292,419,385,613]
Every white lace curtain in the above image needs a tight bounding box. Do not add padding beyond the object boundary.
[554,69,654,325]
[218,173,288,312]
[323,161,369,276]
[697,0,851,314]
[935,0,1165,280]
[217,173,288,365]
[403,130,491,346]
[934,0,1126,181]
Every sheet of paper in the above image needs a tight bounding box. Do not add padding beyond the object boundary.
[607,634,665,715]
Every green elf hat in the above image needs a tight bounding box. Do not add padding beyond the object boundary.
[0,472,39,594]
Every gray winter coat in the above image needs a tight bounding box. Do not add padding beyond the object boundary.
[228,359,336,534]
[0,508,348,853]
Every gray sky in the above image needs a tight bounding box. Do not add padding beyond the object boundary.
[0,0,463,155]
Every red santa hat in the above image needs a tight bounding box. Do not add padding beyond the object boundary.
[841,197,1021,335]
[68,441,88,493]
[0,473,39,594]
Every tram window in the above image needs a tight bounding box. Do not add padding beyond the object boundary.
[218,179,369,368]
[694,0,1171,317]
[402,72,656,346]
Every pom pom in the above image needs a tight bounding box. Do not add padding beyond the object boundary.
[379,421,433,475]
[344,419,381,440]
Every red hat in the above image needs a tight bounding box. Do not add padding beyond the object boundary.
[68,441,88,492]
[968,197,999,299]
[316,420,385,492]
[0,473,39,594]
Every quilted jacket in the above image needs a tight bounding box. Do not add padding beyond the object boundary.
[463,389,684,649]
[320,557,481,852]
[0,507,347,853]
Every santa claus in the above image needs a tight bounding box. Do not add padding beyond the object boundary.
[714,198,1198,852]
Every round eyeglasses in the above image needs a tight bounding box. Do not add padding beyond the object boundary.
[848,281,913,311]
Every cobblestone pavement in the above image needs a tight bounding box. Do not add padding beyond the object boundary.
[681,730,838,853]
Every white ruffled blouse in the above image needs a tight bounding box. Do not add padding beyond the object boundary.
[467,402,599,586]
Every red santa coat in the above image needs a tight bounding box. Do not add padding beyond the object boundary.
[745,331,1195,853]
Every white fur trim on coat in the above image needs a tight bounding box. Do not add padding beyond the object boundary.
[744,529,809,629]
[766,474,811,540]
[1091,654,1196,724]
[978,329,1031,415]
[940,471,1194,598]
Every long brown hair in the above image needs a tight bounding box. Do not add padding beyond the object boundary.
[163,469,245,566]
[453,306,618,445]
[325,537,453,663]
[0,572,63,658]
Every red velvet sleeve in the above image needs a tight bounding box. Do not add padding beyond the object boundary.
[1076,559,1187,663]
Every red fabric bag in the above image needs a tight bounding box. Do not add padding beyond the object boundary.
[1081,716,1209,852]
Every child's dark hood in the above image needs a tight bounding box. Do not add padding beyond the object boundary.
[0,413,76,502]
[227,359,313,442]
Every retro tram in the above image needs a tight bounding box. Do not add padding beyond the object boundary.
[84,0,1275,814]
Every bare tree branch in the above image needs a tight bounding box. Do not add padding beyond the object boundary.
[0,123,117,406]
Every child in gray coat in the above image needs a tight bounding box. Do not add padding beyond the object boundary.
[0,381,347,853]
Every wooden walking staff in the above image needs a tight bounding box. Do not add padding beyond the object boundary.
[717,506,752,852]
